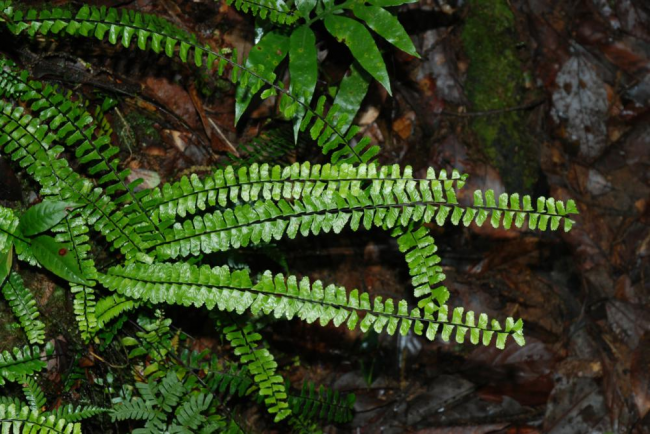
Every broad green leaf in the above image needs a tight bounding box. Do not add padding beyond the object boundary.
[289,25,318,142]
[19,200,82,237]
[31,235,91,286]
[352,5,419,57]
[324,15,392,95]
[235,31,290,124]
[368,0,418,6]
[332,61,371,134]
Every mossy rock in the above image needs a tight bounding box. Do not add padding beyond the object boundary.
[461,0,539,192]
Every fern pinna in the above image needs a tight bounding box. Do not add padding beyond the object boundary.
[0,0,579,432]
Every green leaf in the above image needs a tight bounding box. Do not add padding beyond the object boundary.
[289,25,318,142]
[351,5,419,58]
[31,235,91,286]
[235,31,290,124]
[368,0,418,6]
[19,200,82,237]
[0,249,12,287]
[296,0,317,17]
[324,15,392,95]
[332,61,371,134]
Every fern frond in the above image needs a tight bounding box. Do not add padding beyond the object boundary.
[94,294,141,329]
[22,376,46,411]
[0,343,52,386]
[173,393,212,430]
[290,381,355,423]
[144,163,466,223]
[393,225,449,309]
[220,320,291,422]
[98,263,525,349]
[110,398,158,422]
[0,403,82,434]
[207,366,255,398]
[0,101,152,263]
[0,57,164,244]
[226,0,300,24]
[157,372,185,413]
[1,2,376,165]
[47,404,108,423]
[2,272,46,344]
[147,183,575,261]
[0,205,19,253]
[0,396,25,408]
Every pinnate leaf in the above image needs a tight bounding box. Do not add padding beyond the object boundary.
[352,4,419,58]
[324,15,391,95]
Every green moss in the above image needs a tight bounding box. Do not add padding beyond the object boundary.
[461,0,538,192]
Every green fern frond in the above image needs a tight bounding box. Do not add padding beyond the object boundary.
[220,320,291,422]
[173,393,212,430]
[0,57,164,244]
[226,0,300,25]
[0,396,25,408]
[0,343,52,386]
[52,214,97,340]
[393,225,449,309]
[1,272,46,344]
[1,2,376,165]
[156,372,185,413]
[290,381,355,423]
[47,404,108,423]
[0,100,152,263]
[207,366,255,398]
[0,205,19,253]
[0,403,82,434]
[144,163,466,223]
[146,183,575,261]
[98,263,525,349]
[110,398,158,423]
[94,294,141,329]
[21,376,46,411]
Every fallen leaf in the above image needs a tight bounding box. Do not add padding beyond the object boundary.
[552,55,609,161]
[630,334,650,419]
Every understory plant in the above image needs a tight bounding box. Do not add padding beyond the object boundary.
[0,0,578,432]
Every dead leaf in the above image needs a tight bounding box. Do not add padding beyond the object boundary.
[630,334,650,419]
[552,55,609,161]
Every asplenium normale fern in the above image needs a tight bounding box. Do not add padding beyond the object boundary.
[0,0,580,431]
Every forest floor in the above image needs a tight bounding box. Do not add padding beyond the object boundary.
[1,0,649,433]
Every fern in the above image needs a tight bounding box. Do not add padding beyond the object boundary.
[94,294,141,330]
[220,319,291,422]
[1,2,377,165]
[0,343,52,386]
[290,381,355,423]
[0,58,163,243]
[144,162,466,222]
[0,403,82,434]
[98,263,525,349]
[145,184,575,262]
[1,272,46,345]
[226,0,300,25]
[21,376,46,411]
[393,225,449,308]
[46,404,108,423]
[0,100,153,263]
[0,205,19,254]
